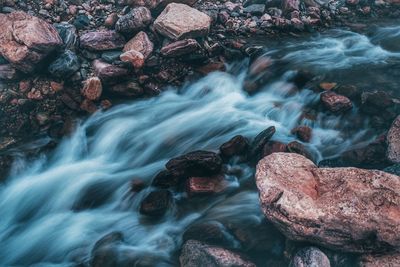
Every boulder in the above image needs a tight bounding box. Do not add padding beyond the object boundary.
[115,7,152,34]
[0,11,62,73]
[123,31,154,59]
[80,31,125,51]
[256,153,400,253]
[139,189,172,217]
[92,60,129,83]
[320,91,353,113]
[180,240,256,267]
[81,77,102,101]
[290,247,331,267]
[387,116,400,164]
[154,3,211,40]
[48,50,80,78]
[219,135,249,158]
[160,39,200,57]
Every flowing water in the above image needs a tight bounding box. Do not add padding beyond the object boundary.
[1,25,400,267]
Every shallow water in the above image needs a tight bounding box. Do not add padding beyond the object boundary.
[1,25,400,266]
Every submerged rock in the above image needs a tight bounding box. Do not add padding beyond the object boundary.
[219,135,249,158]
[139,189,173,217]
[290,247,331,267]
[154,3,211,40]
[256,153,400,253]
[48,50,80,78]
[250,126,276,160]
[358,252,400,267]
[387,115,400,164]
[291,125,312,143]
[80,31,125,51]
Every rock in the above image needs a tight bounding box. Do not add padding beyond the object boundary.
[48,50,80,78]
[115,7,152,34]
[243,4,265,15]
[361,91,393,115]
[262,141,287,157]
[80,31,125,51]
[82,77,102,101]
[73,14,90,30]
[93,60,129,83]
[358,253,400,267]
[139,189,172,217]
[166,150,222,178]
[123,31,154,59]
[0,11,62,72]
[101,51,122,63]
[256,152,400,253]
[160,39,200,57]
[120,50,145,69]
[0,64,19,80]
[319,82,337,91]
[180,240,256,267]
[387,116,400,164]
[291,126,312,142]
[154,3,211,40]
[250,126,276,159]
[152,170,179,188]
[186,175,228,196]
[320,91,353,113]
[287,141,313,160]
[80,99,98,114]
[282,0,300,13]
[290,247,331,267]
[108,81,144,97]
[384,164,400,176]
[219,135,249,158]
[54,22,78,50]
[333,85,360,100]
[104,13,118,28]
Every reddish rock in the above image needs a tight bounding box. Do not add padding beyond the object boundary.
[80,31,125,51]
[320,91,353,113]
[186,175,228,196]
[180,240,256,267]
[82,77,102,101]
[139,189,172,217]
[115,7,152,34]
[19,80,32,92]
[219,135,249,158]
[154,3,211,40]
[256,153,400,253]
[160,39,200,57]
[0,12,62,72]
[0,64,19,80]
[92,60,129,83]
[358,253,400,267]
[291,125,312,142]
[123,31,154,59]
[104,13,118,28]
[387,116,400,164]
[262,141,287,157]
[120,50,145,69]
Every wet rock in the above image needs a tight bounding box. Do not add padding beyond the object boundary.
[180,240,256,267]
[166,150,223,178]
[73,14,90,30]
[139,189,172,217]
[90,232,124,267]
[320,91,353,113]
[291,69,314,88]
[358,253,400,267]
[123,31,154,59]
[243,4,265,15]
[101,51,123,63]
[250,126,276,159]
[255,152,400,253]
[108,80,144,97]
[0,64,19,80]
[115,7,152,35]
[291,126,312,142]
[80,31,125,52]
[384,164,400,176]
[361,91,393,115]
[220,135,249,158]
[262,141,287,157]
[82,77,102,101]
[154,3,211,40]
[130,179,145,193]
[282,0,300,13]
[186,175,228,196]
[54,22,78,50]
[48,50,80,78]
[333,85,360,101]
[0,11,62,72]
[0,154,13,182]
[387,115,400,164]
[120,50,145,69]
[290,247,331,267]
[319,82,337,91]
[152,170,179,188]
[93,60,129,83]
[160,39,200,58]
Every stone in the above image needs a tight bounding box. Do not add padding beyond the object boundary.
[166,150,222,178]
[290,247,331,267]
[92,60,129,83]
[361,91,393,115]
[104,13,118,28]
[186,175,228,196]
[101,51,122,63]
[48,50,80,78]
[219,135,249,158]
[80,99,98,114]
[262,141,287,157]
[152,170,179,188]
[115,7,152,34]
[320,91,353,113]
[120,50,145,69]
[256,153,400,253]
[123,31,154,59]
[243,4,265,15]
[387,116,400,164]
[54,22,78,50]
[0,64,19,80]
[358,253,400,267]
[73,14,90,30]
[291,125,312,142]
[287,141,313,160]
[250,126,276,159]
[160,39,200,57]
[180,240,256,267]
[80,31,125,51]
[333,85,360,100]
[282,0,300,13]
[82,77,102,101]
[0,11,62,73]
[154,3,211,40]
[108,81,144,97]
[319,82,337,91]
[139,189,172,217]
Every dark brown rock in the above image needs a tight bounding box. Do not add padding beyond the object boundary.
[115,7,152,34]
[219,135,249,158]
[160,39,200,58]
[287,141,313,161]
[92,60,129,84]
[320,91,353,113]
[80,31,125,51]
[139,189,172,217]
[152,170,179,188]
[291,125,312,142]
[262,141,287,157]
[250,126,276,159]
